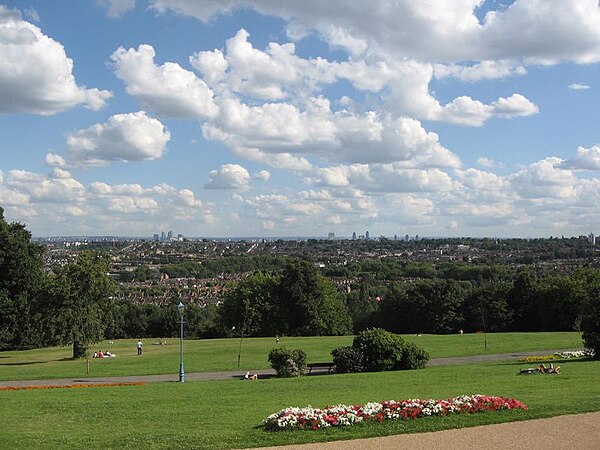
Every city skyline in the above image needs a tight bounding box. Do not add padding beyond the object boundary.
[2,1,600,238]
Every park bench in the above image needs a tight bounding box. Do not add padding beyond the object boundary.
[519,368,536,374]
[307,362,336,374]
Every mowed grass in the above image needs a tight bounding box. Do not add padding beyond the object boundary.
[0,332,583,381]
[0,358,598,449]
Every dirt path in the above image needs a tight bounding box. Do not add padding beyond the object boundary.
[251,412,600,450]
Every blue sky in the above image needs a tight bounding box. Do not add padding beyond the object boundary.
[1,0,600,238]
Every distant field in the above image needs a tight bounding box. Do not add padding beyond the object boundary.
[1,358,598,449]
[0,332,583,381]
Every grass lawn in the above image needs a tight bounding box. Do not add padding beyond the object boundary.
[0,358,598,449]
[0,332,583,381]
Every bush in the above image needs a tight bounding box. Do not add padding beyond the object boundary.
[331,346,363,373]
[352,328,405,372]
[268,347,307,377]
[331,328,429,373]
[398,342,429,370]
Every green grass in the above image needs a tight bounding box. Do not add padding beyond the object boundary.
[0,332,583,381]
[0,358,598,449]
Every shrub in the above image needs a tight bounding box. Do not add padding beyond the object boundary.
[352,328,405,372]
[398,342,430,370]
[331,346,363,373]
[268,347,307,377]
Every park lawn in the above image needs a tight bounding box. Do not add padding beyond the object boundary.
[0,332,583,381]
[0,358,598,449]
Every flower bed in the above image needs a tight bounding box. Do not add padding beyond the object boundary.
[554,349,595,359]
[0,382,145,391]
[262,394,526,431]
[520,355,559,363]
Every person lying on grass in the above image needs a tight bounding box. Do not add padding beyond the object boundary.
[537,363,560,374]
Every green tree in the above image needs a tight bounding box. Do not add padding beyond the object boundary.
[0,207,46,350]
[581,289,600,358]
[49,252,115,359]
[220,271,280,336]
[277,260,351,336]
[579,270,600,358]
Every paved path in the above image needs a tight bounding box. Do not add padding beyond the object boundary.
[0,349,577,387]
[251,412,600,450]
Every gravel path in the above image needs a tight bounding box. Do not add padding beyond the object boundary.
[0,349,579,387]
[251,412,600,450]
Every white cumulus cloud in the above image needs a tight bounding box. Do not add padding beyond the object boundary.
[0,5,111,115]
[111,44,219,119]
[65,111,170,167]
[204,164,252,190]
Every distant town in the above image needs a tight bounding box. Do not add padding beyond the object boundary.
[36,232,600,310]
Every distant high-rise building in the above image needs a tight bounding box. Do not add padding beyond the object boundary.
[589,232,595,244]
[352,231,356,240]
[394,234,397,241]
[415,234,419,241]
[365,230,370,240]
[160,231,166,241]
[405,234,410,242]
[328,231,335,240]
[167,230,173,241]
[153,234,159,241]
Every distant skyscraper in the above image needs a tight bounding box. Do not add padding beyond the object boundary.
[415,234,419,241]
[405,234,409,242]
[589,232,595,244]
[328,231,335,240]
[167,230,173,241]
[352,231,356,240]
[365,230,370,240]
[153,234,159,241]
[160,231,166,241]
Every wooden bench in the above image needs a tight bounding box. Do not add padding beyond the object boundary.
[519,368,536,374]
[307,362,336,374]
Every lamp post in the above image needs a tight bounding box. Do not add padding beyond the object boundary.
[177,301,185,382]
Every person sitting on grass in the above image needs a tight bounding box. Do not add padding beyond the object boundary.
[243,371,258,381]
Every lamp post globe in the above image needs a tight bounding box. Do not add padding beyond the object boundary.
[177,301,185,382]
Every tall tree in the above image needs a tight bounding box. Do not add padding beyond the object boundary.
[220,271,280,336]
[0,207,45,350]
[49,251,114,359]
[277,260,351,336]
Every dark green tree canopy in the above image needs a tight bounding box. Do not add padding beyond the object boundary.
[220,260,352,337]
[0,207,46,350]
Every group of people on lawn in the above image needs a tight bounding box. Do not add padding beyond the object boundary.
[93,350,116,358]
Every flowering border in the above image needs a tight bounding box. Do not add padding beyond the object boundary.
[0,382,145,391]
[262,394,526,431]
[554,349,594,359]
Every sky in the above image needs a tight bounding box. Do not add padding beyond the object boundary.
[1,0,600,238]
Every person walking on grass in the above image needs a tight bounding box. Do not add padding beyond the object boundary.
[137,339,143,355]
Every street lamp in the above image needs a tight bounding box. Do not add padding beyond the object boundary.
[177,301,185,382]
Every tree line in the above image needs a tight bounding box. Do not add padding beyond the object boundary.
[1,207,599,357]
